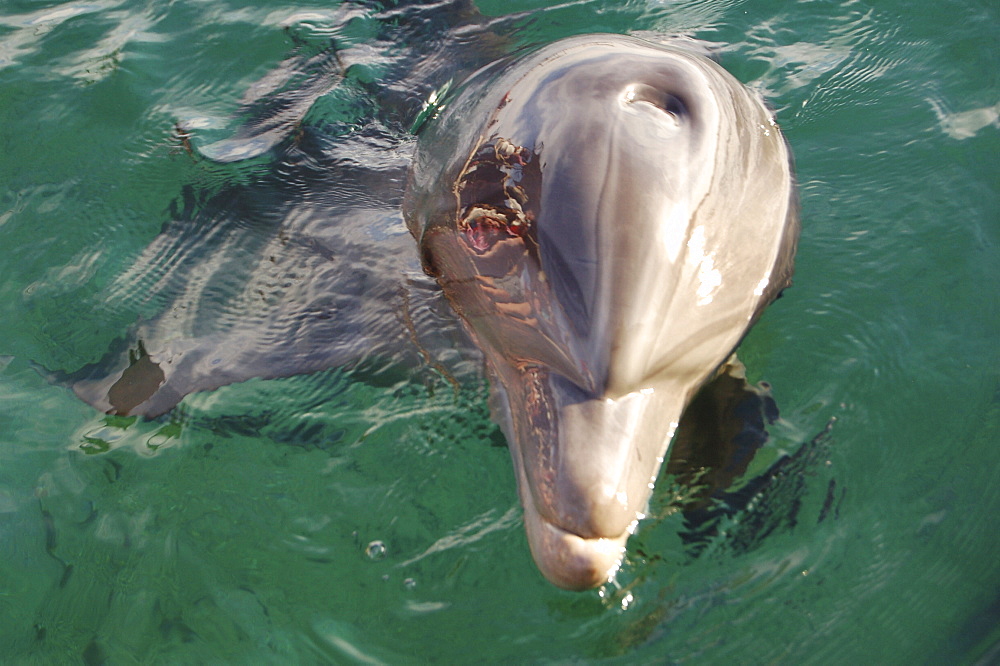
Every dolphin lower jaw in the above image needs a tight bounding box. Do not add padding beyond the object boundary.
[519,468,630,591]
[493,362,687,588]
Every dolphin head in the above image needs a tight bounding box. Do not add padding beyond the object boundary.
[404,35,797,589]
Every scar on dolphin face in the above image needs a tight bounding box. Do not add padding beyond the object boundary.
[457,137,538,254]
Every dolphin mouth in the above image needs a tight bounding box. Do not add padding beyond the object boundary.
[496,371,687,590]
[518,464,630,590]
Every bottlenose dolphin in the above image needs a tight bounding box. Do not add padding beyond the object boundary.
[51,28,796,590]
[405,35,797,588]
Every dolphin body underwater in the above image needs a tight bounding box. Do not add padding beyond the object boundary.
[59,23,798,589]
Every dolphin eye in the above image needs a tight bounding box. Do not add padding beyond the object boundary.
[622,84,687,120]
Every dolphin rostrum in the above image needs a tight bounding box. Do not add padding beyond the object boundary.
[404,35,798,589]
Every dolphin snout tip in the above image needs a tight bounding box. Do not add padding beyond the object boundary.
[523,491,628,590]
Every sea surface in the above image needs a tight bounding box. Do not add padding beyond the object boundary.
[1,0,998,663]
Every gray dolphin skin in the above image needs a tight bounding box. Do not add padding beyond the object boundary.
[404,35,798,589]
[53,29,797,590]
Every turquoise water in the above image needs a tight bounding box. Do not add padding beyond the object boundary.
[1,0,998,662]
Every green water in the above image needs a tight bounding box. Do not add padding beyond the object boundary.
[1,0,998,663]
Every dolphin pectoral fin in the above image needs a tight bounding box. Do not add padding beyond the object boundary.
[668,357,779,505]
[57,334,236,418]
[677,419,836,559]
[60,318,411,418]
[57,264,469,419]
[54,119,438,418]
[40,335,173,417]
[105,346,166,414]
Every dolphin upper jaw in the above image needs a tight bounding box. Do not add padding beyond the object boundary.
[489,359,691,588]
[519,469,630,591]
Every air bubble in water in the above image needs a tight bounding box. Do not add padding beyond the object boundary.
[365,540,387,561]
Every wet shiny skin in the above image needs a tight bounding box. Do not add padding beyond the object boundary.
[405,35,798,589]
[59,32,797,591]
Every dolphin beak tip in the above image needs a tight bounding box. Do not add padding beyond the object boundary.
[523,497,628,591]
